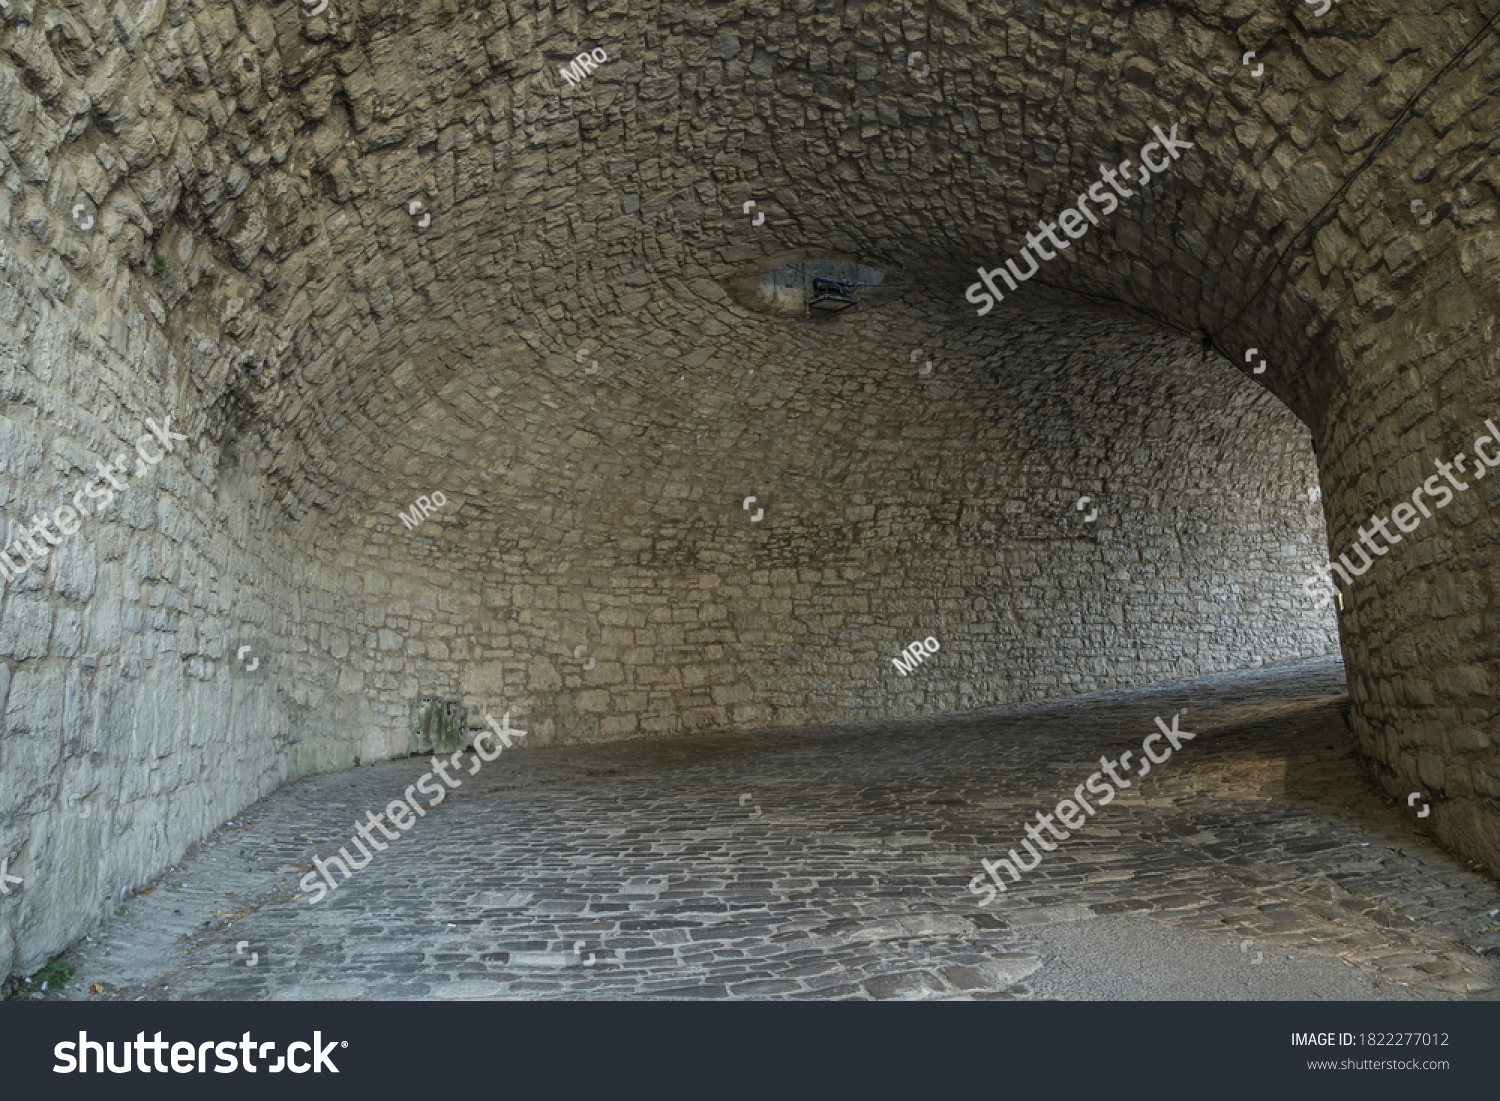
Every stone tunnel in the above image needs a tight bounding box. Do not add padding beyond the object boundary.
[0,0,1497,990]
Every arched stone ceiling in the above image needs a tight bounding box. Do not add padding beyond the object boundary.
[30,0,1484,552]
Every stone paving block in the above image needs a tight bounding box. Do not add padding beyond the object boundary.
[1090,900,1154,915]
[896,915,974,937]
[432,981,512,999]
[1374,953,1440,968]
[863,971,948,1000]
[474,891,534,908]
[974,956,1045,987]
[1007,904,1097,926]
[1428,974,1495,994]
[730,979,804,996]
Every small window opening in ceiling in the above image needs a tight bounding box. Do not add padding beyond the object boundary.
[756,259,888,317]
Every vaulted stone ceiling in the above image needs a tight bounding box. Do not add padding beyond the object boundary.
[36,0,1486,533]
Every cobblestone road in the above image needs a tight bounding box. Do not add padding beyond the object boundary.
[37,657,1500,1000]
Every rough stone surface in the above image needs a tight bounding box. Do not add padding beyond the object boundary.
[0,0,1496,983]
[24,659,1500,1001]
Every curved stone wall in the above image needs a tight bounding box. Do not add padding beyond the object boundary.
[0,0,1495,981]
[335,301,1335,746]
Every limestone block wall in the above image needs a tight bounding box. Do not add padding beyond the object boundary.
[328,303,1336,749]
[0,283,368,984]
[1209,20,1500,875]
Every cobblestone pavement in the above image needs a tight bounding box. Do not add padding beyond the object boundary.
[33,657,1500,1001]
